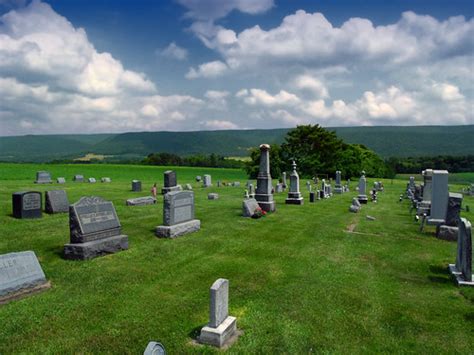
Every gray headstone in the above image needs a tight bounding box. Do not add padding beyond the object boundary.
[45,190,69,214]
[163,191,194,226]
[143,341,166,355]
[73,175,84,182]
[164,171,177,188]
[335,171,342,186]
[242,198,259,217]
[132,180,142,192]
[255,144,275,212]
[101,177,111,183]
[196,176,202,182]
[88,177,96,183]
[12,191,42,219]
[0,251,48,300]
[445,192,463,226]
[35,171,52,184]
[456,218,472,282]
[208,193,219,200]
[126,196,156,206]
[209,278,229,328]
[203,174,212,187]
[57,177,66,184]
[430,170,449,222]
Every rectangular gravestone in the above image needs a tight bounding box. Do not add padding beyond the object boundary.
[57,177,66,184]
[126,196,156,206]
[155,191,200,238]
[449,218,473,286]
[35,171,52,184]
[203,174,212,187]
[428,170,449,225]
[63,196,128,260]
[162,171,180,194]
[73,175,84,182]
[45,190,69,214]
[88,177,96,183]
[0,251,50,304]
[12,191,42,219]
[132,180,142,192]
[242,198,259,217]
[101,177,111,183]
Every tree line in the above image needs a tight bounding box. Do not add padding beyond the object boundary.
[385,155,474,174]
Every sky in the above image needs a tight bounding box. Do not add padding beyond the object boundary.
[0,0,473,136]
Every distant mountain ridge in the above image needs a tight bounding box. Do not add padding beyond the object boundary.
[1,125,472,162]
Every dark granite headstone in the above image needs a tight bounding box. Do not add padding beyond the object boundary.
[132,180,142,192]
[64,196,128,260]
[12,191,42,219]
[45,190,69,214]
[162,171,180,194]
[35,171,52,184]
[0,251,50,304]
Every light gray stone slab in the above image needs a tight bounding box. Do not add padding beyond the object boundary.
[57,177,66,184]
[35,171,52,184]
[101,177,111,183]
[208,193,219,200]
[126,196,156,206]
[209,278,228,328]
[88,177,96,183]
[163,191,194,226]
[242,198,259,217]
[155,219,200,238]
[45,190,69,214]
[143,341,166,355]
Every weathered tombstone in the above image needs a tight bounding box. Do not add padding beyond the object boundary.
[285,161,304,205]
[88,177,96,183]
[162,171,180,194]
[275,183,283,193]
[448,218,473,286]
[199,278,238,348]
[334,171,343,194]
[0,251,50,304]
[208,193,219,200]
[282,172,287,189]
[12,191,42,219]
[126,196,156,206]
[57,177,66,184]
[349,197,361,213]
[132,180,142,192]
[437,192,463,241]
[255,144,276,212]
[242,198,259,217]
[34,171,52,184]
[184,183,193,190]
[196,176,202,182]
[143,341,166,355]
[427,170,449,225]
[155,191,200,238]
[357,172,368,204]
[45,190,69,214]
[101,177,111,183]
[203,174,212,188]
[63,196,129,260]
[73,175,84,182]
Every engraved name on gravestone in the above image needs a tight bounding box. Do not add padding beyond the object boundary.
[35,171,52,184]
[12,191,42,219]
[0,251,49,303]
[45,190,69,214]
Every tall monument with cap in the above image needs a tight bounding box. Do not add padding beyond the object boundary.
[254,144,276,212]
[285,160,304,205]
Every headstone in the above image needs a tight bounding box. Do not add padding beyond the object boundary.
[0,251,50,304]
[409,176,415,191]
[101,177,111,183]
[357,172,368,204]
[242,198,259,217]
[349,198,361,213]
[421,169,433,201]
[57,177,66,184]
[155,191,200,238]
[321,179,327,198]
[275,183,283,193]
[427,170,449,225]
[126,196,156,206]
[45,190,69,214]
[285,160,304,205]
[88,177,96,183]
[132,180,142,192]
[184,183,193,190]
[162,171,180,194]
[199,278,238,348]
[282,172,287,189]
[73,175,84,182]
[203,174,212,188]
[143,341,166,355]
[12,191,42,219]
[196,176,202,182]
[34,171,52,184]
[334,171,343,194]
[445,193,463,226]
[255,144,276,212]
[309,191,315,203]
[217,180,221,187]
[448,218,473,286]
[63,196,129,260]
[208,193,219,200]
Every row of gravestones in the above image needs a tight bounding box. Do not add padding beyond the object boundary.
[35,171,111,184]
[403,171,472,287]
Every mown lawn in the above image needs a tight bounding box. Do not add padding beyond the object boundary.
[0,163,473,353]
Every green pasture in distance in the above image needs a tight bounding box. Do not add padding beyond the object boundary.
[0,163,473,353]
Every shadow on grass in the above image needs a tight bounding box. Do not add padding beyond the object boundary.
[188,324,204,340]
[47,245,64,258]
[427,276,451,284]
[429,265,448,275]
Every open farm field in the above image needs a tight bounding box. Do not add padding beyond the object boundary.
[0,163,473,353]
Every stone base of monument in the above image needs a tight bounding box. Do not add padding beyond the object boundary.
[161,185,182,195]
[436,225,458,241]
[155,219,201,238]
[285,192,304,205]
[63,235,129,260]
[0,281,51,305]
[334,187,343,194]
[448,264,474,287]
[357,195,368,204]
[199,316,238,348]
[255,194,276,212]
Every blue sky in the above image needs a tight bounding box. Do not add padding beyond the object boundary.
[0,0,473,135]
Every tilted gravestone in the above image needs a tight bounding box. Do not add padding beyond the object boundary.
[45,190,69,214]
[242,198,259,217]
[12,191,42,219]
[143,342,166,355]
[449,218,473,286]
[0,251,50,304]
[126,196,156,206]
[199,278,238,348]
[35,171,52,184]
[63,196,129,260]
[349,197,361,213]
[155,191,200,238]
[57,177,66,184]
[162,170,181,194]
[132,180,142,192]
[73,175,84,182]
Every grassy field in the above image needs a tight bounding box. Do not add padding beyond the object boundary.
[0,163,473,353]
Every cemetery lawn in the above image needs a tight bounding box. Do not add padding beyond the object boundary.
[1,163,473,354]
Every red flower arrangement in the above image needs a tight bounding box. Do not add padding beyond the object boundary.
[251,206,267,219]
